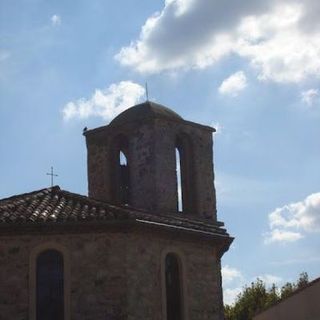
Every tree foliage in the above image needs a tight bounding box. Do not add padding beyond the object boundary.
[224,272,309,320]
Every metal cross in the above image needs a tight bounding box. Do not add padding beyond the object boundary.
[145,82,149,101]
[46,166,58,187]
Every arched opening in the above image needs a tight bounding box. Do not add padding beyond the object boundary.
[110,135,131,205]
[165,253,183,320]
[175,134,196,214]
[36,249,64,320]
[119,150,130,205]
[176,148,183,212]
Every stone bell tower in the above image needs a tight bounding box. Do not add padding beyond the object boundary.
[84,101,217,220]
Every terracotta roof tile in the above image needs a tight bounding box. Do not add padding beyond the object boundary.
[0,186,231,238]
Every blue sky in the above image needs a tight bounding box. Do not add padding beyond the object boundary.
[1,0,320,304]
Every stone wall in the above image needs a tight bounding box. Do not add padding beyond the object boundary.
[125,230,223,320]
[0,229,223,320]
[0,232,128,320]
[153,118,216,219]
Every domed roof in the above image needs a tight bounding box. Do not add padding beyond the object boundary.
[109,101,183,127]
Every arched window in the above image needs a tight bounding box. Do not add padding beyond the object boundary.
[36,249,64,320]
[175,148,183,212]
[119,150,130,205]
[110,135,130,205]
[165,253,183,320]
[175,134,196,213]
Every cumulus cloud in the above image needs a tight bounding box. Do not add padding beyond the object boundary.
[265,229,303,244]
[116,0,320,83]
[222,265,283,305]
[265,192,320,244]
[301,89,319,106]
[115,0,269,73]
[224,287,242,306]
[51,15,61,27]
[222,265,243,284]
[219,71,247,96]
[255,274,282,286]
[62,81,145,121]
[269,193,320,232]
[222,265,244,305]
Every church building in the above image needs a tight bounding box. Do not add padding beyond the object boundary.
[0,101,233,320]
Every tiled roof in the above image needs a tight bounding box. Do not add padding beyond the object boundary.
[0,186,231,240]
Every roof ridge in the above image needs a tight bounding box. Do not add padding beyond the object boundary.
[57,190,222,227]
[56,188,118,209]
[0,186,60,203]
[0,187,231,241]
[1,187,222,226]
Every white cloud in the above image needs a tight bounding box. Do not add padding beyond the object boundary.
[265,192,320,244]
[62,81,145,121]
[235,3,320,83]
[222,265,243,284]
[265,229,303,244]
[255,274,282,286]
[301,89,319,106]
[218,71,247,96]
[224,287,242,306]
[222,265,244,305]
[222,267,283,305]
[269,193,320,232]
[51,15,61,27]
[116,0,320,83]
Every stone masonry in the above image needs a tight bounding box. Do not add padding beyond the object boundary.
[85,102,217,220]
[0,228,225,320]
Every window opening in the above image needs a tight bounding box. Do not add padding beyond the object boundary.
[36,249,64,320]
[175,135,196,214]
[165,253,182,320]
[175,147,183,212]
[119,150,129,205]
